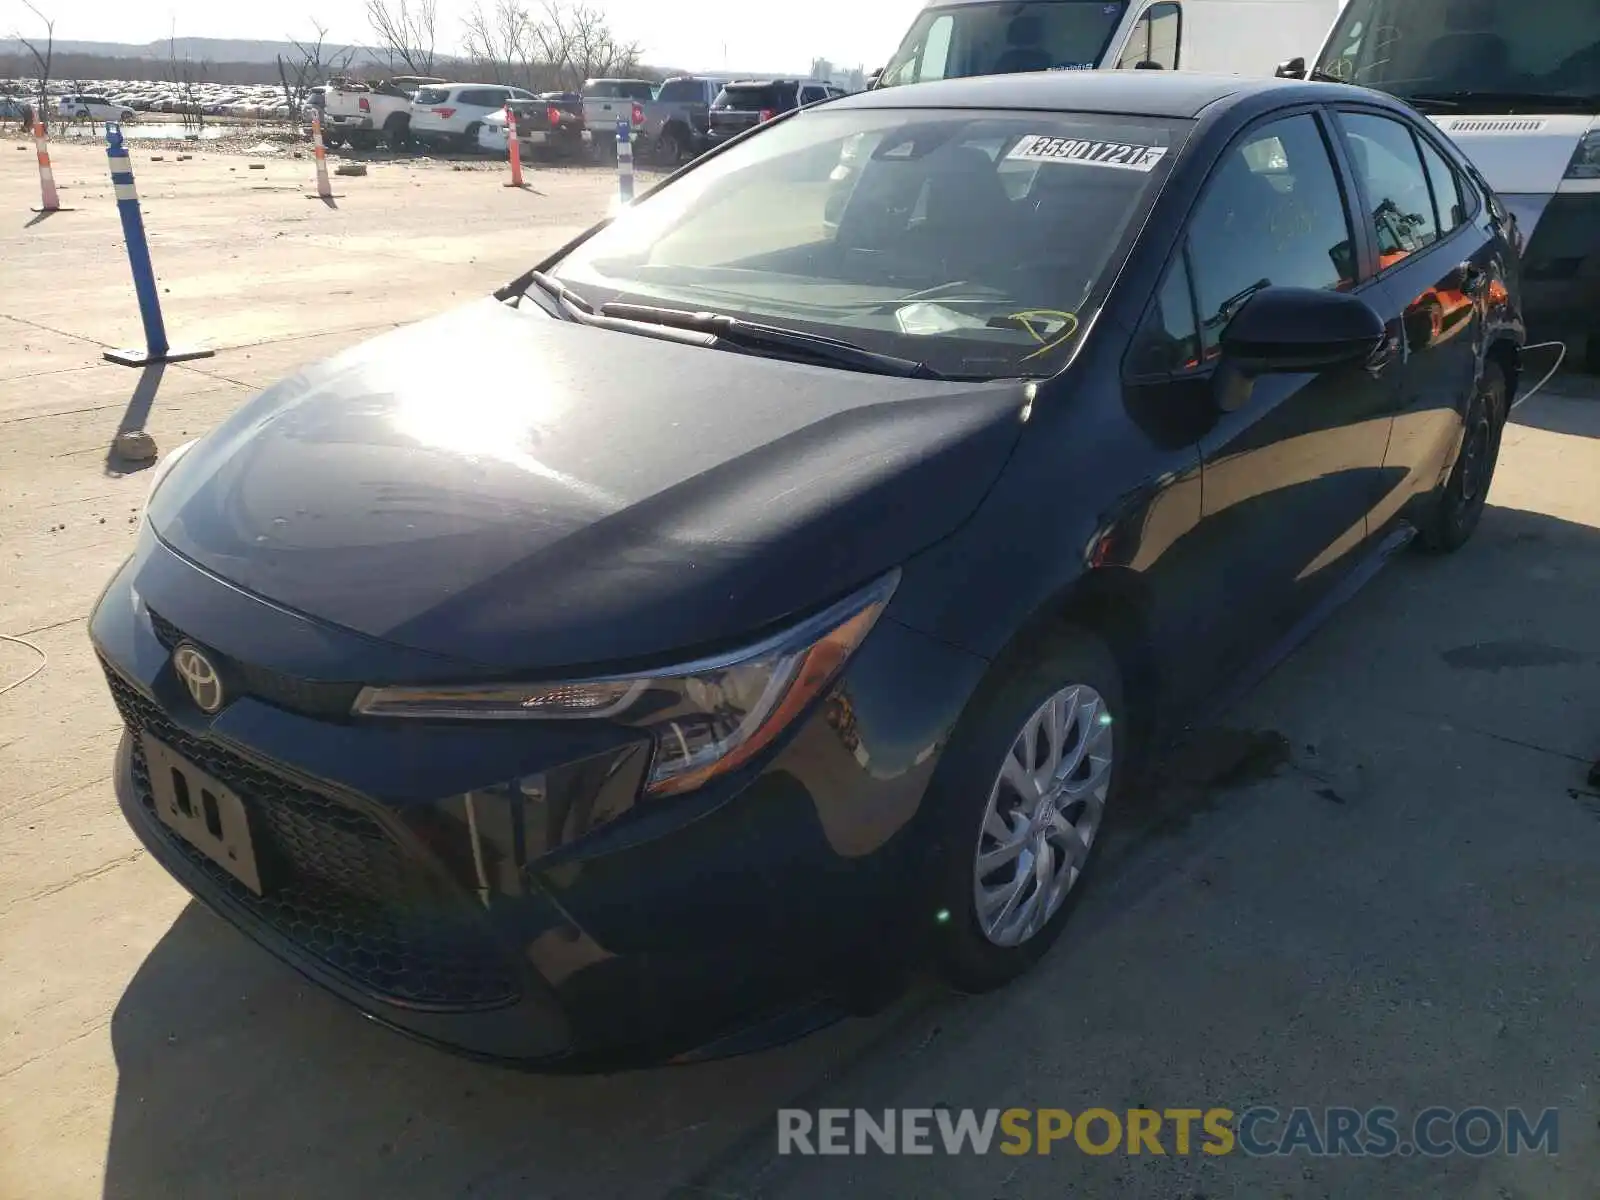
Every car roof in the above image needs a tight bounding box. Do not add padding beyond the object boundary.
[834,72,1318,120]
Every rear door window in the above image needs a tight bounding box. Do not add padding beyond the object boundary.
[1339,111,1441,268]
[414,88,452,105]
[1417,136,1464,236]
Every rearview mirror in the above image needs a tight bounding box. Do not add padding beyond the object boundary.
[1275,56,1307,80]
[1214,287,1386,411]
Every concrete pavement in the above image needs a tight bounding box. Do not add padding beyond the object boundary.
[3,137,1598,1200]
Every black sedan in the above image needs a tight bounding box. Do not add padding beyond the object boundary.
[93,71,1524,1067]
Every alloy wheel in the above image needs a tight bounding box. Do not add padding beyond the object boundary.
[973,684,1113,948]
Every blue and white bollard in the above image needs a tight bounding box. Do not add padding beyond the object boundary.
[102,125,213,367]
[616,118,635,205]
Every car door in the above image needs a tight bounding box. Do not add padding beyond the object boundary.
[1332,108,1493,536]
[1181,109,1401,678]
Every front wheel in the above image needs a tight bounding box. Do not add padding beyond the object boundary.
[930,631,1125,994]
[1416,361,1508,554]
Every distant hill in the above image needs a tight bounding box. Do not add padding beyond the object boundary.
[1,37,375,65]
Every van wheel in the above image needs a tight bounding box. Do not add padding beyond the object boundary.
[930,631,1125,994]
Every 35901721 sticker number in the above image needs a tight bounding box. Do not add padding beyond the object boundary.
[1006,135,1169,172]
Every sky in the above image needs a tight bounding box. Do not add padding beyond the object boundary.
[4,0,924,75]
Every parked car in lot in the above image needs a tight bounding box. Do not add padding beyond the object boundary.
[505,94,590,159]
[705,78,844,149]
[57,93,136,122]
[323,76,444,150]
[581,77,654,154]
[638,75,739,163]
[95,71,1523,1068]
[411,83,537,150]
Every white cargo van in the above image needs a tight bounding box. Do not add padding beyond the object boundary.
[1282,0,1600,370]
[875,0,1341,86]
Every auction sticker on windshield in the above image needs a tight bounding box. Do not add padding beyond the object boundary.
[1007,135,1168,172]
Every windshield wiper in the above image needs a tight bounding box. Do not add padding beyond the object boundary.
[598,302,946,379]
[1407,90,1600,113]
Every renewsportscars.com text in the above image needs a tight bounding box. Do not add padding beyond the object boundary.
[777,1107,1560,1158]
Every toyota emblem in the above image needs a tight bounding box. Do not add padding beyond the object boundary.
[172,643,226,714]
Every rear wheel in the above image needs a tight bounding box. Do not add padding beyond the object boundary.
[656,126,685,165]
[930,631,1125,994]
[347,130,379,151]
[384,114,410,151]
[1416,361,1508,554]
[460,123,481,151]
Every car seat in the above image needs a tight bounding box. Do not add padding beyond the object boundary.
[993,15,1055,74]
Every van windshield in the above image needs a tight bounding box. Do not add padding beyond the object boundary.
[549,106,1189,379]
[878,0,1129,88]
[1315,0,1600,107]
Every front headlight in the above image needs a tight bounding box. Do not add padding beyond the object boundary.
[145,438,197,505]
[353,571,899,796]
[1564,130,1600,180]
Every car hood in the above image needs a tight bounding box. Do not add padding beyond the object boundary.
[150,300,1027,672]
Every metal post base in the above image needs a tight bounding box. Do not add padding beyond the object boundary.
[103,345,215,367]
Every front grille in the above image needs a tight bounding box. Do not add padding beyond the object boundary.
[105,663,520,1011]
[147,608,360,720]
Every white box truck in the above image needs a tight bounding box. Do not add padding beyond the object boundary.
[1280,0,1600,370]
[874,0,1341,86]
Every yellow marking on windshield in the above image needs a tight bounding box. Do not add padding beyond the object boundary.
[1010,310,1080,362]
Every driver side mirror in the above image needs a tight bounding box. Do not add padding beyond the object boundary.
[1214,287,1386,412]
[1275,56,1307,80]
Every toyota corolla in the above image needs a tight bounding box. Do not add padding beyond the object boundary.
[93,72,1523,1067]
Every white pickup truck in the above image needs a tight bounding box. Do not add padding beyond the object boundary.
[321,76,444,150]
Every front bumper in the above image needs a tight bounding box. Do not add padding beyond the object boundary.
[1508,192,1600,346]
[92,533,988,1065]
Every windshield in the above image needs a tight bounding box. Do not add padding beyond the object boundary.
[1315,0,1600,104]
[879,1,1129,87]
[548,107,1188,379]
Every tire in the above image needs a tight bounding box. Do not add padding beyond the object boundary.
[656,126,684,165]
[460,123,481,152]
[1416,361,1508,554]
[347,131,378,151]
[384,114,410,151]
[929,630,1126,994]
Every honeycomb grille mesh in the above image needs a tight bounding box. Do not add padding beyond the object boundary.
[105,662,519,1010]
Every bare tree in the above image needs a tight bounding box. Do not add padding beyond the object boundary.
[277,23,358,125]
[539,1,642,89]
[168,25,215,133]
[367,0,439,75]
[11,0,54,132]
[461,0,529,85]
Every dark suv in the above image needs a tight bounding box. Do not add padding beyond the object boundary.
[706,78,844,147]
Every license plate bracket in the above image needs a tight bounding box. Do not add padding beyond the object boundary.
[142,732,266,895]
